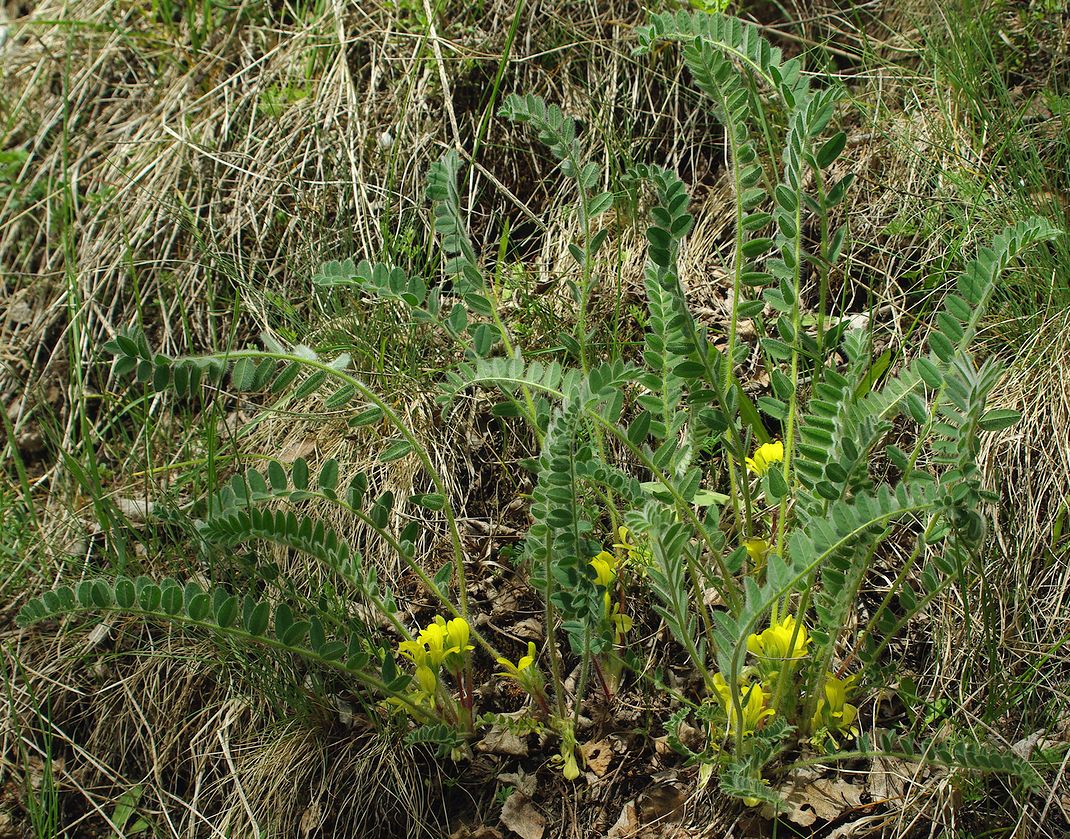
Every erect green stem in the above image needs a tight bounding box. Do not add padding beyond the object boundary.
[813,167,831,360]
[801,533,878,732]
[666,269,755,543]
[839,513,942,676]
[770,587,810,721]
[727,649,746,756]
[725,453,745,557]
[589,413,740,615]
[656,255,755,609]
[674,576,715,691]
[566,149,621,527]
[560,136,595,375]
[572,627,592,725]
[724,176,745,400]
[488,221,544,445]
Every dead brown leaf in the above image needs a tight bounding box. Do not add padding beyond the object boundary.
[449,827,504,839]
[507,617,544,641]
[605,799,639,839]
[497,769,537,798]
[637,774,688,825]
[580,739,614,777]
[868,755,916,803]
[499,791,545,839]
[477,726,529,757]
[768,776,865,827]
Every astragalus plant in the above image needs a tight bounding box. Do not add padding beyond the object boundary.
[18,10,1058,807]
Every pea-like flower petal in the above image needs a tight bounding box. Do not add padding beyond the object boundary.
[590,551,617,587]
[444,617,474,659]
[747,614,809,662]
[743,538,769,565]
[415,664,438,696]
[497,641,538,678]
[418,622,449,667]
[746,440,785,476]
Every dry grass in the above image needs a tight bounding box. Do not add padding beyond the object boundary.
[2,628,444,836]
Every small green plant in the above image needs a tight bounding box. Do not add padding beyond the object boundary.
[5,663,60,839]
[107,784,150,838]
[17,9,1060,806]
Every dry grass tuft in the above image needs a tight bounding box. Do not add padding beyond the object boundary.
[984,308,1070,558]
[979,308,1070,679]
[211,723,442,838]
[4,621,445,837]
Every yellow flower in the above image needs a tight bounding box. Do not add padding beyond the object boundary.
[561,746,581,780]
[713,672,775,738]
[743,537,769,565]
[746,440,784,476]
[418,621,449,667]
[590,551,616,587]
[496,641,547,706]
[421,616,474,669]
[398,615,474,705]
[398,639,430,667]
[610,602,633,644]
[444,616,473,657]
[612,526,652,570]
[552,720,582,780]
[496,641,537,679]
[613,526,635,557]
[811,674,859,740]
[746,614,809,663]
[398,639,439,704]
[414,664,438,696]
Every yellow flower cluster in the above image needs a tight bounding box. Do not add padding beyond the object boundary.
[747,613,809,666]
[712,673,775,739]
[590,550,616,586]
[811,674,859,743]
[742,537,769,566]
[714,616,804,740]
[496,641,537,679]
[397,616,473,704]
[612,526,651,571]
[713,614,859,744]
[496,640,550,713]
